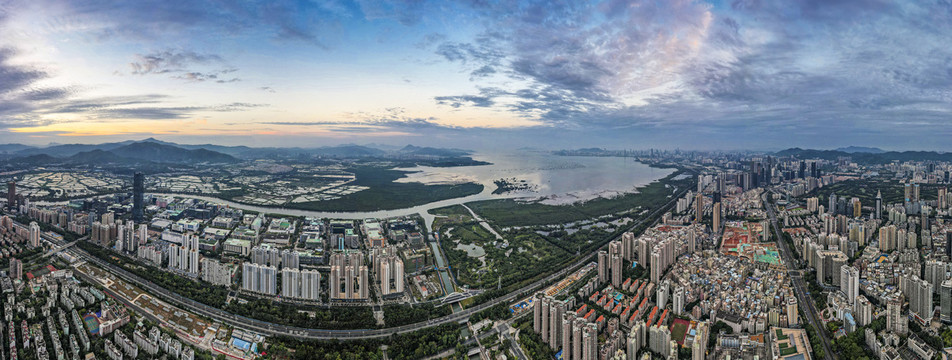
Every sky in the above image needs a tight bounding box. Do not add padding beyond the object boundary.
[1,0,951,151]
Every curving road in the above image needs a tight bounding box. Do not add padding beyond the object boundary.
[32,178,691,340]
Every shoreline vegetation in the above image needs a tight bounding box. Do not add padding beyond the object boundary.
[465,166,687,227]
[491,177,538,195]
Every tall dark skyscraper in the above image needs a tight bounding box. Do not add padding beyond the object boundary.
[875,190,882,220]
[132,172,144,221]
[946,232,952,259]
[6,181,14,209]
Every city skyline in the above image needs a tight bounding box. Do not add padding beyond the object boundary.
[2,1,952,150]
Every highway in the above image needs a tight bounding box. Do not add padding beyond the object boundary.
[21,178,691,340]
[762,191,835,360]
[41,239,79,258]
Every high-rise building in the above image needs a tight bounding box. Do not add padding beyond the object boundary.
[649,324,671,356]
[853,199,862,218]
[541,296,551,344]
[6,181,15,209]
[597,250,609,284]
[829,193,837,214]
[848,220,866,247]
[328,252,369,301]
[694,193,703,223]
[946,232,952,259]
[880,225,898,252]
[786,297,798,326]
[132,172,144,222]
[912,278,934,321]
[281,268,321,301]
[627,320,646,359]
[549,300,565,348]
[137,224,148,245]
[687,229,696,254]
[713,202,722,233]
[562,313,575,360]
[925,260,950,295]
[582,323,597,360]
[534,293,544,334]
[611,254,622,288]
[573,318,585,360]
[940,188,948,210]
[377,252,405,297]
[692,322,708,360]
[9,258,22,280]
[875,190,882,219]
[855,295,873,327]
[650,251,663,284]
[200,258,232,286]
[887,295,907,334]
[241,262,277,295]
[941,280,952,324]
[840,265,859,304]
[657,280,670,309]
[621,232,637,261]
[168,235,199,276]
[672,286,685,315]
[29,221,40,248]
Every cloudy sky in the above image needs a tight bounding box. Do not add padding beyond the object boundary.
[1,0,951,150]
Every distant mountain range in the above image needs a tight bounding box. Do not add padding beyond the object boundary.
[0,138,476,165]
[833,146,886,154]
[775,147,952,163]
[6,141,239,165]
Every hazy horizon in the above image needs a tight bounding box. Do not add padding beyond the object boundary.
[2,1,952,150]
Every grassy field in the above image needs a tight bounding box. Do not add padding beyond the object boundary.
[466,169,692,227]
[430,205,475,230]
[442,224,571,289]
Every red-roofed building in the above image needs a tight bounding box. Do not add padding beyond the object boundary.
[612,303,623,314]
[595,315,606,331]
[584,309,595,322]
[657,308,669,327]
[647,306,659,325]
[628,310,640,326]
[576,304,588,316]
[638,297,649,311]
